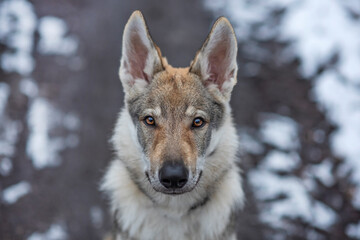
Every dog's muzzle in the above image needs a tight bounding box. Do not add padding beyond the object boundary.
[159,161,188,189]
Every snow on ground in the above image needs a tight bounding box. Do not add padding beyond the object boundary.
[238,129,264,155]
[26,98,80,169]
[347,221,360,239]
[250,168,337,230]
[307,159,335,187]
[0,119,21,157]
[0,83,19,176]
[0,0,36,76]
[262,150,300,172]
[314,71,360,181]
[27,223,68,240]
[38,16,78,56]
[26,98,63,169]
[19,78,39,98]
[0,0,80,171]
[0,157,13,176]
[0,0,78,75]
[281,0,360,81]
[2,181,31,204]
[0,97,22,160]
[259,113,299,150]
[247,113,338,230]
[204,0,360,233]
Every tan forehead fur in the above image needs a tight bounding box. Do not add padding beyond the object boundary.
[147,58,205,110]
[161,57,190,80]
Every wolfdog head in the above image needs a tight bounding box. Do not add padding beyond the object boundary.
[118,11,238,195]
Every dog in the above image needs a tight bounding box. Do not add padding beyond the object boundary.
[101,10,244,240]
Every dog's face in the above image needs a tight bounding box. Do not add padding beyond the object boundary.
[119,11,238,195]
[128,69,225,194]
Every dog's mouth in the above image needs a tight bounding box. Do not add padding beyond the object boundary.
[145,171,203,195]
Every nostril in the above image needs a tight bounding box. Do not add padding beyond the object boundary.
[161,178,172,188]
[177,179,187,188]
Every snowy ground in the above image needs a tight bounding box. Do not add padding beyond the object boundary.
[1,0,82,238]
[1,0,359,239]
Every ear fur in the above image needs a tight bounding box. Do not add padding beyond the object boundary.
[119,11,164,95]
[190,17,238,101]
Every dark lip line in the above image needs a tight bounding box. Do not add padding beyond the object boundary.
[195,171,203,186]
[160,191,186,195]
[145,171,151,183]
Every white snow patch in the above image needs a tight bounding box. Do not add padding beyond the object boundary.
[314,71,360,185]
[260,114,299,150]
[2,181,31,204]
[0,0,36,75]
[0,83,21,157]
[249,170,312,225]
[27,98,63,169]
[262,150,300,172]
[0,120,22,157]
[27,223,68,240]
[1,52,35,76]
[282,0,360,81]
[19,78,38,98]
[309,160,335,187]
[26,98,80,169]
[204,0,297,39]
[238,130,264,154]
[346,221,360,239]
[249,169,336,229]
[312,201,337,229]
[0,157,13,176]
[38,16,78,56]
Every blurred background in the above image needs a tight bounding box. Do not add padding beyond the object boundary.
[1,0,360,239]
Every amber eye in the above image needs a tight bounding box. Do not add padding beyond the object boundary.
[144,116,155,126]
[192,117,205,128]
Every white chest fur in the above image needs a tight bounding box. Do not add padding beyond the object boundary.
[103,159,242,240]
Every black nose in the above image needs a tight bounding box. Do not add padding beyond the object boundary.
[159,162,189,189]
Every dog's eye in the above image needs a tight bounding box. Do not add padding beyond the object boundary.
[192,117,205,128]
[144,116,155,126]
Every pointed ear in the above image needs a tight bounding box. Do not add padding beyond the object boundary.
[119,11,164,94]
[190,17,238,101]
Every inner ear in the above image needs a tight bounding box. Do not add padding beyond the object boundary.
[127,32,151,82]
[119,11,164,93]
[207,43,231,87]
[189,17,238,99]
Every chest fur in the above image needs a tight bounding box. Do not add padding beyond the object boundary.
[114,198,234,240]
